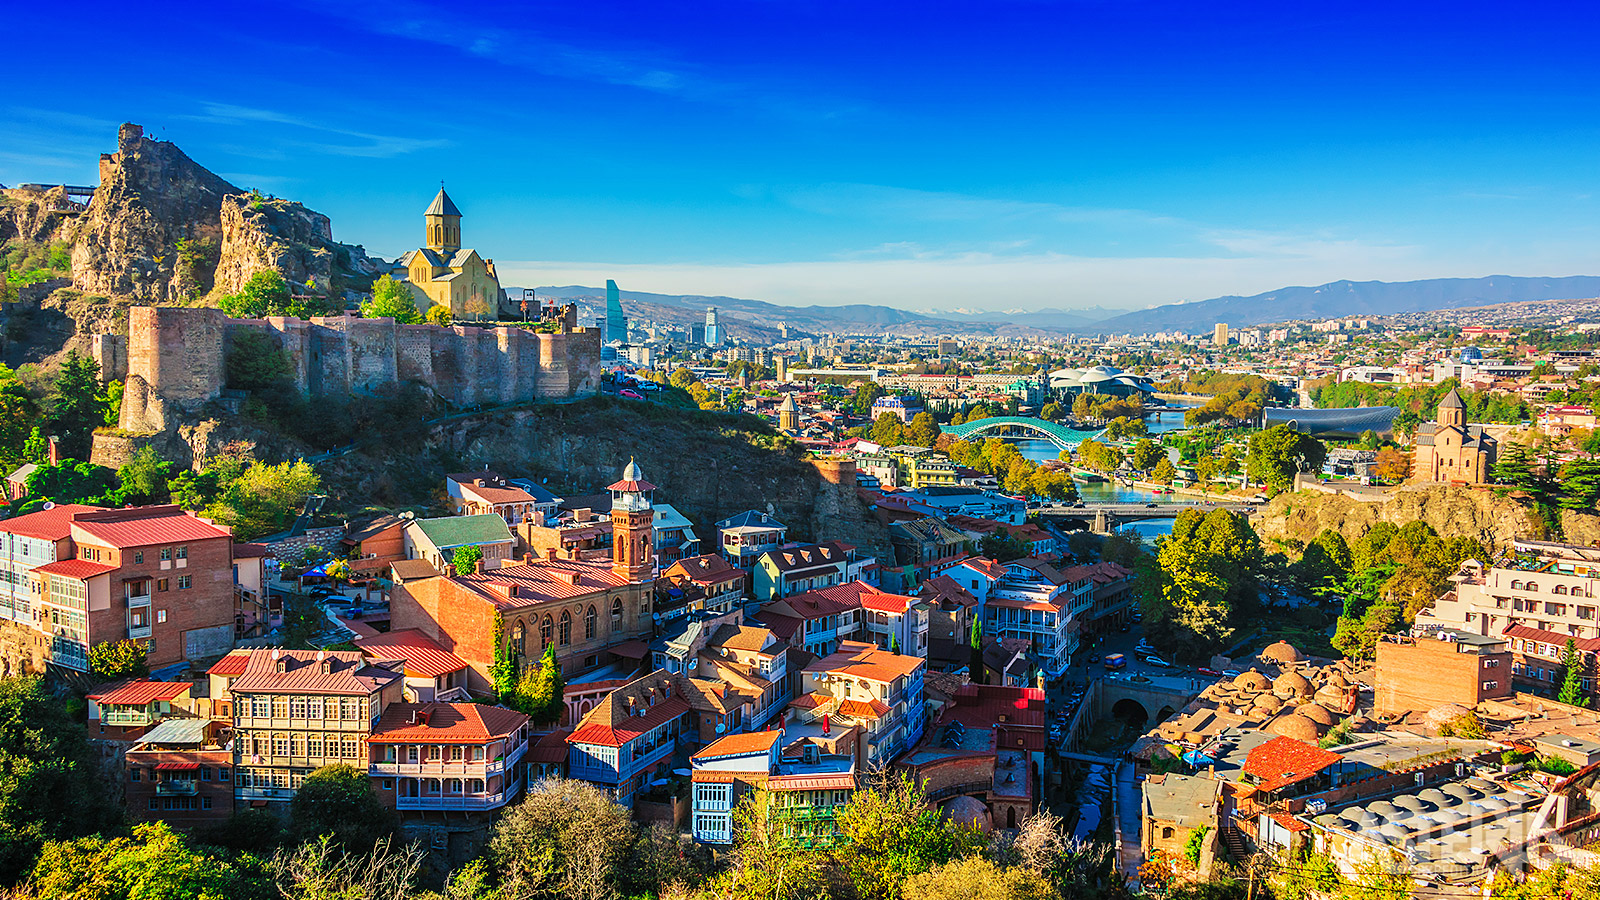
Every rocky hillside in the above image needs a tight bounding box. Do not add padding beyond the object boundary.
[1257,483,1600,551]
[7,122,381,307]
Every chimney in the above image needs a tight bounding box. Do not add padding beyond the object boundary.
[47,435,60,466]
[475,556,486,575]
[545,547,558,563]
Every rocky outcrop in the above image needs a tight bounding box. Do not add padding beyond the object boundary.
[0,185,84,245]
[215,194,382,296]
[71,123,241,301]
[65,122,381,303]
[1256,483,1599,551]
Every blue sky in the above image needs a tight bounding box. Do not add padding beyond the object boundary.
[6,1,1600,312]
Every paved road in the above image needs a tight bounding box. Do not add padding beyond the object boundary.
[1115,761,1143,883]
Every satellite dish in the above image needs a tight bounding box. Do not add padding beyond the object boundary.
[41,502,54,510]
[715,722,726,734]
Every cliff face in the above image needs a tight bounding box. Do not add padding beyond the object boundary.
[63,123,380,304]
[71,123,241,301]
[215,194,382,296]
[1257,483,1599,551]
[0,185,83,245]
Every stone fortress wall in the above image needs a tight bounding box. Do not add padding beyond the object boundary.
[114,305,600,433]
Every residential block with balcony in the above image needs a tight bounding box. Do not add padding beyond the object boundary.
[368,702,530,815]
[983,558,1092,677]
[797,640,925,768]
[566,671,690,806]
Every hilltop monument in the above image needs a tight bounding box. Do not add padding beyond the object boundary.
[393,188,508,320]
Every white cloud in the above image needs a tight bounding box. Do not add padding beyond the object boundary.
[181,103,450,158]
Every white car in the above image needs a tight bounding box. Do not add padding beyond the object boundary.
[1143,655,1173,668]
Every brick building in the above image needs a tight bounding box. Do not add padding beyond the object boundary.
[1411,388,1497,484]
[390,462,658,687]
[1372,631,1514,716]
[125,718,235,830]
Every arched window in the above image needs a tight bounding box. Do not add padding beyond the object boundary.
[540,615,554,649]
[1527,583,1539,593]
[559,611,572,646]
[1511,581,1523,591]
[611,598,624,623]
[511,621,525,656]
[585,606,597,640]
[1555,585,1569,595]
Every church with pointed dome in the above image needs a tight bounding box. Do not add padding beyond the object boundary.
[392,188,508,320]
[1412,388,1497,484]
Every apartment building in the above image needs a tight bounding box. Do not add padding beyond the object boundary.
[368,702,530,815]
[1372,631,1515,716]
[714,510,788,569]
[982,559,1094,678]
[227,648,404,809]
[0,504,98,635]
[1420,540,1600,647]
[566,670,690,807]
[658,553,746,621]
[752,541,872,603]
[87,679,196,739]
[799,640,926,767]
[690,730,856,846]
[125,718,235,830]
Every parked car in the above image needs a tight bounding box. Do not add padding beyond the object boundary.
[1197,666,1222,677]
[619,389,644,400]
[1135,640,1154,654]
[1221,668,1242,678]
[1143,655,1172,668]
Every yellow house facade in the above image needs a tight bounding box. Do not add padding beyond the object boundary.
[393,188,507,320]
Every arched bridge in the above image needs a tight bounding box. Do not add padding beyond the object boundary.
[944,416,1103,450]
[1035,501,1256,533]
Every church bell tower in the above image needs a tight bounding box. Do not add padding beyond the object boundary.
[425,187,462,254]
[608,459,656,583]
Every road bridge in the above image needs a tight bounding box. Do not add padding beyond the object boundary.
[1036,500,1256,533]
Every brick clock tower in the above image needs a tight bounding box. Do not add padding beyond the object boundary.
[608,459,656,583]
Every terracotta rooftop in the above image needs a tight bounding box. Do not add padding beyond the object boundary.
[1242,736,1344,794]
[207,650,250,677]
[664,553,744,586]
[352,628,469,678]
[230,648,401,696]
[368,702,528,744]
[32,558,117,580]
[71,505,231,548]
[454,558,632,608]
[804,640,924,683]
[88,679,192,706]
[692,729,782,760]
[567,671,691,748]
[0,503,101,540]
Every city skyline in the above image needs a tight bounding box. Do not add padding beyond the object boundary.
[6,2,1600,313]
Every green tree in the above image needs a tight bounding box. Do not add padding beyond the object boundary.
[1039,401,1063,422]
[452,544,484,576]
[1152,457,1177,484]
[116,446,173,505]
[21,427,47,465]
[360,274,422,323]
[1246,424,1326,493]
[22,461,120,506]
[1130,438,1164,471]
[273,835,420,900]
[1560,457,1600,511]
[0,676,118,881]
[714,789,833,900]
[871,412,905,446]
[853,380,886,415]
[835,773,984,900]
[47,350,104,460]
[1493,442,1547,494]
[88,639,148,681]
[518,645,565,724]
[905,411,941,447]
[205,459,320,539]
[289,763,396,850]
[669,367,696,390]
[487,778,636,900]
[903,856,1060,900]
[1294,529,1352,597]
[226,330,294,392]
[20,822,274,900]
[425,304,452,326]
[218,270,292,319]
[1559,638,1590,708]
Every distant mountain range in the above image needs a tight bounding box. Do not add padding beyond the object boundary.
[521,274,1600,339]
[1089,275,1600,335]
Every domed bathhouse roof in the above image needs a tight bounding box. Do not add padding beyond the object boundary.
[1268,713,1322,742]
[1233,670,1270,691]
[1299,703,1338,727]
[1274,672,1314,699]
[1262,641,1304,665]
[941,795,992,833]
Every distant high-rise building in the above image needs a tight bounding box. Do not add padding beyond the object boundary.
[691,322,707,345]
[705,307,722,346]
[605,279,627,345]
[1213,323,1230,346]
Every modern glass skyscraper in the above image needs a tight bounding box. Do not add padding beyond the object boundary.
[605,279,627,345]
[704,306,722,346]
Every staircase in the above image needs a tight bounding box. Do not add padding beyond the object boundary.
[1220,826,1249,862]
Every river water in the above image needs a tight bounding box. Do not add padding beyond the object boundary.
[1010,408,1193,540]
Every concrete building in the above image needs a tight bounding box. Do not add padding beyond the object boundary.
[1213,323,1230,346]
[1141,772,1222,861]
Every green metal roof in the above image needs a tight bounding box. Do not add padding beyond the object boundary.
[413,514,514,550]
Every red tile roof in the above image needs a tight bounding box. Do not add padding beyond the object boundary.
[1504,623,1600,653]
[368,702,528,744]
[838,698,891,719]
[230,648,400,695]
[207,650,250,677]
[860,590,915,614]
[568,696,690,747]
[527,729,572,763]
[31,558,117,580]
[663,553,745,586]
[692,729,782,760]
[352,629,469,678]
[233,542,270,559]
[958,557,1006,580]
[88,680,192,706]
[461,483,536,504]
[71,505,231,548]
[804,640,924,683]
[0,503,101,540]
[1242,736,1344,793]
[940,683,1049,731]
[453,559,631,608]
[769,773,856,791]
